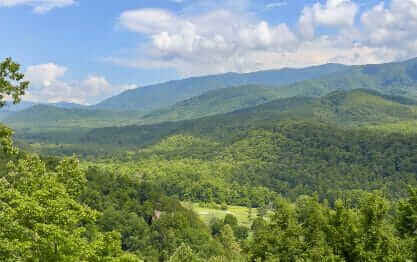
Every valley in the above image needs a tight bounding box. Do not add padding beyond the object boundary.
[5,1,417,260]
[3,57,417,261]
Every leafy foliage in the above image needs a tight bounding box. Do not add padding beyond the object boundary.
[0,155,141,261]
[0,57,29,107]
[80,167,225,261]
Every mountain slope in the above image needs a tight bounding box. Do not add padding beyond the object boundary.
[281,57,417,99]
[136,57,417,124]
[4,105,142,129]
[0,101,37,112]
[51,102,87,109]
[85,89,417,147]
[92,64,347,112]
[143,85,283,123]
[91,57,417,113]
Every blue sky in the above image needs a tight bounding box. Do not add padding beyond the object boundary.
[1,0,415,104]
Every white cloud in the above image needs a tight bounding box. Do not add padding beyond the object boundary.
[119,9,180,34]
[23,64,134,104]
[117,8,298,75]
[266,2,287,9]
[82,76,111,97]
[25,63,67,87]
[298,0,358,39]
[111,0,417,77]
[0,0,75,13]
[361,0,417,49]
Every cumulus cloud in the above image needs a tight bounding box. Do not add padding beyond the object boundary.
[361,0,417,55]
[111,0,417,77]
[117,8,298,75]
[0,0,75,13]
[82,76,112,97]
[24,63,135,104]
[25,63,67,87]
[298,0,358,39]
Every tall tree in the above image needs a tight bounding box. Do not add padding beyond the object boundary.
[0,155,140,261]
[0,57,29,107]
[0,58,29,155]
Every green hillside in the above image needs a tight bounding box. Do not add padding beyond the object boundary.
[6,58,417,153]
[4,104,142,129]
[2,105,143,144]
[83,89,417,148]
[282,57,417,99]
[92,64,347,112]
[91,58,417,113]
[84,120,417,203]
[143,85,283,123]
[7,58,417,139]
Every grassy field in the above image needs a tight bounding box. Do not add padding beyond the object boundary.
[181,202,260,228]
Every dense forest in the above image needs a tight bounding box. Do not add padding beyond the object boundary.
[3,57,417,261]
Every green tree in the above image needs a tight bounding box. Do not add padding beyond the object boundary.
[218,225,242,261]
[249,197,305,261]
[0,57,29,107]
[168,243,201,262]
[397,187,417,260]
[296,196,343,260]
[223,214,238,227]
[355,192,405,261]
[0,58,28,155]
[0,154,138,261]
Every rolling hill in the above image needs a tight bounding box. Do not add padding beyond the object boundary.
[91,57,417,113]
[92,63,347,112]
[6,58,417,150]
[281,57,417,99]
[143,85,284,123]
[128,56,417,123]
[84,89,417,147]
[3,104,142,130]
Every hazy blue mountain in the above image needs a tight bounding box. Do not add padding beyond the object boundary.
[0,101,86,113]
[0,101,37,112]
[0,111,9,121]
[50,102,87,109]
[92,64,347,112]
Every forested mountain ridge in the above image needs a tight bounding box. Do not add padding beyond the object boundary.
[142,85,283,123]
[92,63,347,112]
[83,89,417,148]
[5,58,417,134]
[282,57,417,99]
[75,57,417,113]
[3,104,143,129]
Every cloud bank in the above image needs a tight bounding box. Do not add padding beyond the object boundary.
[23,63,135,104]
[112,0,417,77]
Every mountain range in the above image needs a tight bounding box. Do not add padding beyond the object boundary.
[91,63,347,112]
[3,57,417,149]
[83,88,417,147]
